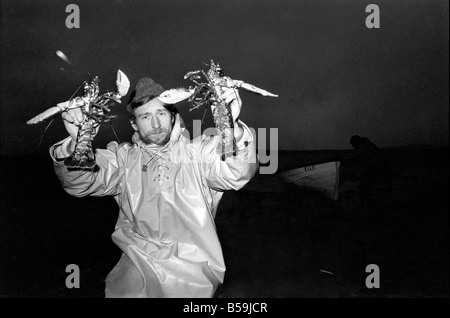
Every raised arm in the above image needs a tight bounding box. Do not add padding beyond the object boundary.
[49,100,123,197]
[199,88,258,191]
[50,138,124,197]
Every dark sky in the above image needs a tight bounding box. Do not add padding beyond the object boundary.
[1,0,448,156]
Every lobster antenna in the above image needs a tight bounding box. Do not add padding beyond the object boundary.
[38,118,55,148]
[109,121,121,144]
[69,81,86,100]
[194,104,209,138]
[200,104,208,126]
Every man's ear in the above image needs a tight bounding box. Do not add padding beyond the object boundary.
[130,119,138,131]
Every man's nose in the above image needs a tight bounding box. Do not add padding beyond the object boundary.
[151,116,160,129]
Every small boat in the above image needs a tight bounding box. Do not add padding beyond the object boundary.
[279,161,341,200]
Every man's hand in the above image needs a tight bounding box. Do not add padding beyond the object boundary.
[60,97,101,154]
[219,87,244,140]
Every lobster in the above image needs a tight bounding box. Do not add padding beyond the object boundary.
[182,60,278,160]
[27,69,130,170]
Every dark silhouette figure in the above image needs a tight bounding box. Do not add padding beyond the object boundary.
[347,135,392,206]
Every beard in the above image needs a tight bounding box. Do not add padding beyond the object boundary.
[140,129,171,146]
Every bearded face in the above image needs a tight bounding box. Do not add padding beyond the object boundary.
[131,98,174,146]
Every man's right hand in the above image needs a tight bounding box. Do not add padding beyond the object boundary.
[61,98,85,135]
[60,97,103,154]
[60,97,86,153]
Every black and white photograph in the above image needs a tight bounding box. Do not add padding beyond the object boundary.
[0,0,448,302]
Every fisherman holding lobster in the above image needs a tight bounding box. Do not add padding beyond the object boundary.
[37,62,276,298]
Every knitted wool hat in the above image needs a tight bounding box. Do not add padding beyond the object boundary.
[127,77,165,113]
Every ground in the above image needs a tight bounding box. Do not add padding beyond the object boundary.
[0,147,448,298]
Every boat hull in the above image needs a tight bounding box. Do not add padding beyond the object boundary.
[279,161,340,200]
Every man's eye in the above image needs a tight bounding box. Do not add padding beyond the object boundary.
[158,112,167,116]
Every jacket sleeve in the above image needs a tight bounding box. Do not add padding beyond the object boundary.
[49,137,124,197]
[199,120,259,191]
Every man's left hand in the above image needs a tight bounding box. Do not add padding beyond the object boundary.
[219,87,242,123]
[219,87,243,140]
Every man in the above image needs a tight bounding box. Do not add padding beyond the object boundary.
[50,77,258,298]
[348,135,392,205]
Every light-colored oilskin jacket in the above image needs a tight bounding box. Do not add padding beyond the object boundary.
[50,114,258,298]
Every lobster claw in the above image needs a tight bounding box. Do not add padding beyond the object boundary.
[232,79,278,97]
[116,69,130,97]
[158,87,195,104]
